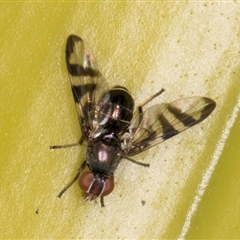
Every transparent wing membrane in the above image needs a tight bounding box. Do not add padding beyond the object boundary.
[126,97,216,156]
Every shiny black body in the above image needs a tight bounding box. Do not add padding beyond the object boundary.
[86,86,134,176]
[53,35,216,206]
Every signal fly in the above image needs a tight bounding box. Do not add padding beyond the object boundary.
[50,35,216,207]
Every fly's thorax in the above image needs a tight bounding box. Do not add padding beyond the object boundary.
[86,132,122,176]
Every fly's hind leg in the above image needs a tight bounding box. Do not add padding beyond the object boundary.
[121,88,165,168]
[136,88,165,127]
[138,88,165,116]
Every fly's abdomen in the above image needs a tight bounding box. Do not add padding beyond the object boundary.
[106,86,134,133]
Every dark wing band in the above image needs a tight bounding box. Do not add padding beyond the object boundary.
[65,35,109,139]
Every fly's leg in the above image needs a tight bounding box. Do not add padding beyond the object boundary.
[100,196,105,207]
[50,136,84,150]
[57,161,87,198]
[50,143,79,150]
[138,88,165,122]
[123,156,149,167]
[50,136,85,198]
[121,89,165,168]
[138,88,165,114]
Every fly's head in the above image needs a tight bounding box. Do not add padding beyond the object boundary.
[78,172,114,203]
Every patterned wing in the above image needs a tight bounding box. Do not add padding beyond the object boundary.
[125,97,216,157]
[65,35,109,139]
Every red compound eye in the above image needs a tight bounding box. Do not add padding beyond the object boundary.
[78,171,114,197]
[78,171,94,192]
[101,177,114,196]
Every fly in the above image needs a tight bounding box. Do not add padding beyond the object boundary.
[50,35,216,207]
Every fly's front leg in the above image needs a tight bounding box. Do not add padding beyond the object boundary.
[58,160,87,198]
[100,196,105,207]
